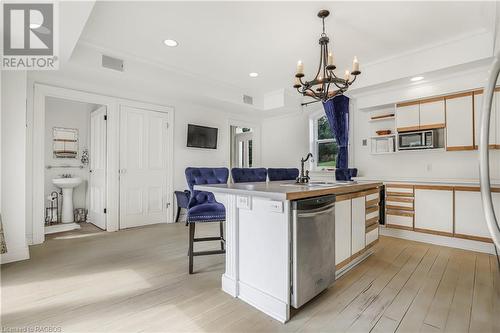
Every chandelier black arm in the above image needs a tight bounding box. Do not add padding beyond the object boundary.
[348,75,358,86]
[313,44,324,81]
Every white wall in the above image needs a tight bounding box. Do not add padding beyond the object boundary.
[44,97,96,211]
[353,67,500,180]
[1,71,30,264]
[261,111,310,169]
[261,65,500,181]
[25,42,260,243]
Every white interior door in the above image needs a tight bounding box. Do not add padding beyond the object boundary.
[89,106,107,230]
[235,131,254,168]
[119,106,169,229]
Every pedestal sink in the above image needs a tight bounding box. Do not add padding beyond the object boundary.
[52,177,82,223]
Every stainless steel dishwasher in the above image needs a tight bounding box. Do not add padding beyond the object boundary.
[291,194,336,309]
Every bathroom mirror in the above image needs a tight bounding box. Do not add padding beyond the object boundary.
[53,127,79,158]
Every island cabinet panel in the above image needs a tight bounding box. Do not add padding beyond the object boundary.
[396,103,420,132]
[473,90,497,148]
[351,196,366,254]
[414,187,453,235]
[446,93,474,150]
[419,98,445,130]
[238,197,290,302]
[335,198,351,265]
[455,190,492,241]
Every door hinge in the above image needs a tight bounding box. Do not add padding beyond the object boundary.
[104,208,107,214]
[104,115,107,120]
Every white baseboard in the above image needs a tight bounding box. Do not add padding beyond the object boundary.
[238,281,289,323]
[380,227,496,254]
[221,274,237,297]
[1,245,30,264]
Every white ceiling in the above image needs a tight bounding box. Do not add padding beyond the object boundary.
[79,1,496,97]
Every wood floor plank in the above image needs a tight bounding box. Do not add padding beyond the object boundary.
[469,253,494,333]
[346,245,429,333]
[423,250,461,330]
[395,247,451,332]
[374,245,441,328]
[1,224,497,333]
[442,251,476,333]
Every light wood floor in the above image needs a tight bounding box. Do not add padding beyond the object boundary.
[1,222,499,332]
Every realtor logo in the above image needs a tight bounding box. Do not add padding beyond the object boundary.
[2,3,58,70]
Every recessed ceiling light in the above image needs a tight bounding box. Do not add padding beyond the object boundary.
[163,39,178,47]
[249,72,259,78]
[411,76,424,82]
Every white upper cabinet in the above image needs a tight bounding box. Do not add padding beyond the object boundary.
[414,188,453,234]
[474,90,496,148]
[445,93,474,150]
[419,99,445,129]
[396,103,419,131]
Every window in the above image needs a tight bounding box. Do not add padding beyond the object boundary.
[312,115,338,169]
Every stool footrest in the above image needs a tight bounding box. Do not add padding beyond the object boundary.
[194,237,224,242]
[193,250,226,257]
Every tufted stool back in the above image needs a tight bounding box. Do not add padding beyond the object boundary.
[335,168,358,181]
[267,168,300,181]
[231,168,267,183]
[185,167,229,192]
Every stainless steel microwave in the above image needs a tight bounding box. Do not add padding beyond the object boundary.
[398,130,437,150]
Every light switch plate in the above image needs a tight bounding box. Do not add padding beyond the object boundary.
[237,196,251,210]
[268,201,283,213]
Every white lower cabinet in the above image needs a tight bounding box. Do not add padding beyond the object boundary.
[455,191,491,239]
[351,196,366,254]
[334,199,351,265]
[414,188,453,234]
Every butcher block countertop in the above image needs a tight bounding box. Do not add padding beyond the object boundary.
[195,180,382,201]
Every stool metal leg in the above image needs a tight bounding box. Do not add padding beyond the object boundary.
[188,222,195,274]
[175,206,181,223]
[219,221,225,251]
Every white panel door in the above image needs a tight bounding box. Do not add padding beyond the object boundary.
[89,106,107,230]
[455,191,491,239]
[335,199,351,265]
[396,104,419,131]
[446,94,474,149]
[474,91,496,148]
[420,99,445,128]
[119,106,169,229]
[415,189,453,234]
[351,196,366,254]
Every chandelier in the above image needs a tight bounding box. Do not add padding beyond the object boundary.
[293,10,361,104]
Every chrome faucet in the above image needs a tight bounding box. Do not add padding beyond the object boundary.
[297,153,313,184]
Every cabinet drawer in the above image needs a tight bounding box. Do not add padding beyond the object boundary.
[386,199,413,210]
[366,209,379,220]
[366,192,379,202]
[366,227,379,245]
[386,213,413,229]
[386,184,414,196]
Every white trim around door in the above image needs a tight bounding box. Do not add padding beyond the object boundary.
[30,83,174,244]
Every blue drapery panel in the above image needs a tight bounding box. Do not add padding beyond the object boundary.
[322,95,350,169]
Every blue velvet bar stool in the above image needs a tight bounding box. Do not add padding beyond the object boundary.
[335,168,358,181]
[185,167,229,274]
[267,168,300,181]
[231,168,267,183]
[174,190,190,224]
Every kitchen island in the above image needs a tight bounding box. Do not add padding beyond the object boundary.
[195,180,382,322]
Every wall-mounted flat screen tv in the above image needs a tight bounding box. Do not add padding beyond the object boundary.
[187,124,218,149]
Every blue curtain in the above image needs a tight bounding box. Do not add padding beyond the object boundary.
[322,95,349,169]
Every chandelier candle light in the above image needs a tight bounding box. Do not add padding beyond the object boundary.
[294,10,361,104]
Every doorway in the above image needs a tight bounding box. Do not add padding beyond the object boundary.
[230,126,254,169]
[31,84,174,245]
